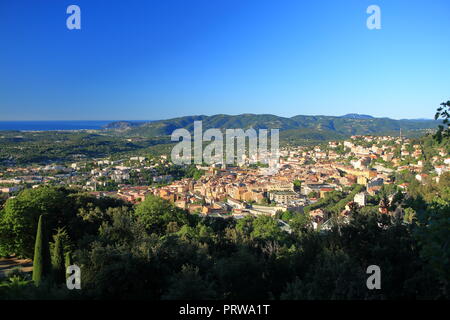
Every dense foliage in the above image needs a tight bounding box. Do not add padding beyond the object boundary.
[0,131,173,165]
[0,187,129,258]
[0,173,448,300]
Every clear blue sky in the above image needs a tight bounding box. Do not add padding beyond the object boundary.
[0,0,449,121]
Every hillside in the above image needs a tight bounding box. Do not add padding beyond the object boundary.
[104,114,439,139]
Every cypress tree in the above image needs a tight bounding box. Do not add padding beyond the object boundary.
[65,251,72,279]
[52,231,65,284]
[32,215,51,286]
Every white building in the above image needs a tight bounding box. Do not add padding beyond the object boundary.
[354,192,366,207]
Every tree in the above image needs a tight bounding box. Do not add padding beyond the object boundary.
[290,213,312,234]
[403,208,416,224]
[434,100,450,141]
[286,249,367,299]
[51,229,66,285]
[135,195,190,234]
[414,198,450,297]
[235,215,254,238]
[32,215,51,286]
[293,180,302,192]
[213,248,267,299]
[0,187,67,258]
[308,191,319,199]
[65,252,72,277]
[0,186,128,259]
[251,216,286,242]
[161,265,217,300]
[280,277,305,300]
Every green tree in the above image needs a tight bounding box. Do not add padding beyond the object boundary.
[213,248,267,299]
[235,215,254,238]
[251,216,285,242]
[135,195,190,234]
[403,208,416,224]
[51,229,66,285]
[65,252,72,276]
[414,198,450,297]
[289,213,312,234]
[0,186,129,259]
[307,191,319,199]
[293,180,302,192]
[32,215,51,286]
[280,277,305,300]
[0,187,66,258]
[434,100,450,141]
[161,265,217,300]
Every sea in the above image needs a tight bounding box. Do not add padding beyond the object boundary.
[0,121,145,131]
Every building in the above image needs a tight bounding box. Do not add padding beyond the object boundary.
[354,192,366,207]
[268,190,299,204]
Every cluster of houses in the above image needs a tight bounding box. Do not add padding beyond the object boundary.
[98,135,447,227]
[1,135,449,230]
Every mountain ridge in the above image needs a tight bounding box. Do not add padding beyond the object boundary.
[103,113,440,138]
[339,113,374,119]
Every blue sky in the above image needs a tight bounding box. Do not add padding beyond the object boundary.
[0,0,449,121]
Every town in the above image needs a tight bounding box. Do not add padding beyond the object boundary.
[1,134,448,231]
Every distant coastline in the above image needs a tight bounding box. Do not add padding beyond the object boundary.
[0,114,436,132]
[0,121,150,131]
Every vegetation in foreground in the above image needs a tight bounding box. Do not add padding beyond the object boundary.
[0,167,448,300]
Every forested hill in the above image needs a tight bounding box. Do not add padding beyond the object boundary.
[104,114,439,137]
